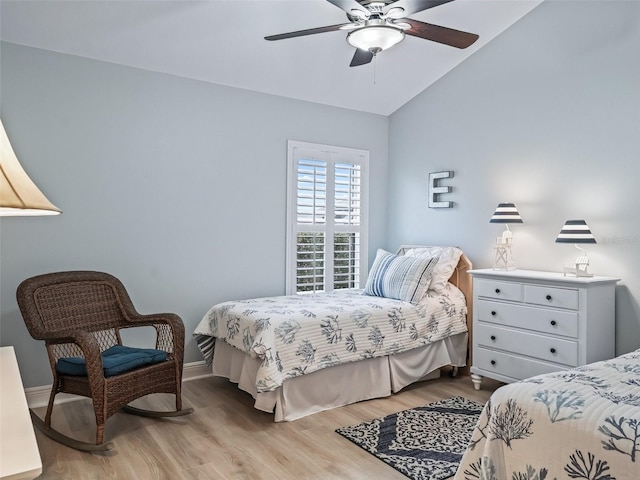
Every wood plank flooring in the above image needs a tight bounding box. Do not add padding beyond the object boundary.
[32,372,503,480]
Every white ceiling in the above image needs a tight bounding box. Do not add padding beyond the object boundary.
[0,0,543,116]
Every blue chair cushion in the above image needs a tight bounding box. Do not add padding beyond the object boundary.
[56,345,168,377]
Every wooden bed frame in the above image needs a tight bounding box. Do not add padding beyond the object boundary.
[451,252,473,376]
[396,245,473,376]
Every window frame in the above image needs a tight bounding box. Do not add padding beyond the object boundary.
[286,140,369,295]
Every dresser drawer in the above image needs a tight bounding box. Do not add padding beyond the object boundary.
[524,285,579,310]
[476,280,523,302]
[476,323,578,366]
[477,300,579,338]
[474,347,569,381]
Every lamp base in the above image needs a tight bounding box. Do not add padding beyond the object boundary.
[493,244,516,270]
[563,255,592,277]
[563,265,593,277]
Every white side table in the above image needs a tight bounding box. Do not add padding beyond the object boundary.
[0,346,42,479]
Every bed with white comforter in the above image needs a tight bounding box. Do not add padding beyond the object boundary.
[194,245,473,421]
[195,284,468,394]
[454,348,640,480]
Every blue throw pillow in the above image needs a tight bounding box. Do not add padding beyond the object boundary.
[56,345,168,377]
[364,249,439,304]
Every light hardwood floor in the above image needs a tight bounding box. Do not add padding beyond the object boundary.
[32,372,503,480]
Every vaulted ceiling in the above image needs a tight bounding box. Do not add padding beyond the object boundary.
[0,0,543,115]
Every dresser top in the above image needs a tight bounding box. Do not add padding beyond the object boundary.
[468,268,620,285]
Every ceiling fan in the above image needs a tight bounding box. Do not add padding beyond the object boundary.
[265,0,479,67]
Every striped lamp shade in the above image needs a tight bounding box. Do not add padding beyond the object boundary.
[489,203,523,224]
[555,220,597,244]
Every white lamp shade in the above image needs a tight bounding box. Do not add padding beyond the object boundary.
[489,203,523,224]
[556,220,596,244]
[347,25,405,53]
[0,119,61,216]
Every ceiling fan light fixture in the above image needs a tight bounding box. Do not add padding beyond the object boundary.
[347,24,405,54]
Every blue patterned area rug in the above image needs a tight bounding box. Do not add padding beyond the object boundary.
[336,396,483,480]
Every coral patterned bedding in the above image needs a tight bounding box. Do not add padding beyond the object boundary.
[454,348,640,480]
[194,283,467,393]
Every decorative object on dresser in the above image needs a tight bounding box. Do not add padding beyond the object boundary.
[468,269,619,391]
[0,118,61,216]
[555,219,597,277]
[489,202,523,270]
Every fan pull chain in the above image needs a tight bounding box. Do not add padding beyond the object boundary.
[373,54,377,85]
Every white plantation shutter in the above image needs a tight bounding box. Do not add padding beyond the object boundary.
[286,141,369,295]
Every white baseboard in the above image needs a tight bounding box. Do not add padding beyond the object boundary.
[26,360,213,409]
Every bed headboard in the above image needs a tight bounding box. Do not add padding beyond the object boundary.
[396,245,473,373]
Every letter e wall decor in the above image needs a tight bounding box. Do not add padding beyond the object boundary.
[428,171,454,208]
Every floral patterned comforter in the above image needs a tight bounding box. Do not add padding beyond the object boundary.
[194,284,467,393]
[455,349,640,480]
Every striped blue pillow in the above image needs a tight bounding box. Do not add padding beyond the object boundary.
[364,249,439,304]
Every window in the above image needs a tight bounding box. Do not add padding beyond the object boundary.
[286,140,369,295]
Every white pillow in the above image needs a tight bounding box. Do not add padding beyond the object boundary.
[402,246,463,294]
[364,249,439,304]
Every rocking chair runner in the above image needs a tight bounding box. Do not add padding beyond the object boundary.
[16,271,193,452]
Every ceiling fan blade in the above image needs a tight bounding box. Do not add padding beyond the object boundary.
[403,18,479,49]
[384,0,454,17]
[265,23,349,41]
[326,0,370,17]
[350,49,374,67]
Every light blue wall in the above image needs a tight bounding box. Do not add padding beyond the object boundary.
[387,0,640,354]
[0,42,389,387]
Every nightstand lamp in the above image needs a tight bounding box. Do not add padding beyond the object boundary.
[489,202,523,270]
[556,220,596,277]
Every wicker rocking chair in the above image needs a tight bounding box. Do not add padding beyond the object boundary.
[17,271,193,452]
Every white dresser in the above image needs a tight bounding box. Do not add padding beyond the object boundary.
[468,269,619,390]
[0,346,42,479]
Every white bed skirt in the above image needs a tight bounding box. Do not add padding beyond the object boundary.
[211,332,468,421]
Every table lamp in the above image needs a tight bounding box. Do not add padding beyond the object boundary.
[555,220,596,277]
[489,202,523,270]
[0,118,61,216]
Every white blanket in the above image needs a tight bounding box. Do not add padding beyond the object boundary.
[455,348,640,480]
[194,284,467,393]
